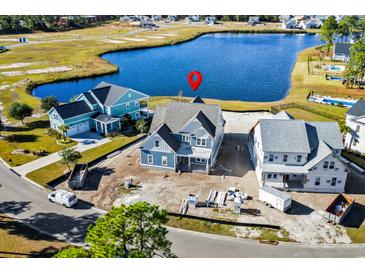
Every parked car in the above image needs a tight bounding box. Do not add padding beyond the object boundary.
[0,46,8,53]
[48,189,78,208]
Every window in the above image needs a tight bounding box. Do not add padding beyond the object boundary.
[269,154,274,162]
[128,93,131,98]
[53,114,58,120]
[329,161,335,169]
[155,140,160,148]
[135,112,139,119]
[356,125,360,133]
[162,156,168,166]
[323,161,329,169]
[135,101,139,107]
[297,155,302,163]
[267,173,272,179]
[315,177,320,186]
[283,155,288,162]
[196,138,206,147]
[182,135,190,142]
[147,155,153,164]
[126,103,130,109]
[331,177,337,186]
[273,173,277,179]
[196,158,207,163]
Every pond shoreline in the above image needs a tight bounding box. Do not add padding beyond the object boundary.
[29,28,314,101]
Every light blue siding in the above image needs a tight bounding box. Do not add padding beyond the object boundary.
[140,150,175,169]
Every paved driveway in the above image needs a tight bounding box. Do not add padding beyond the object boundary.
[12,133,110,177]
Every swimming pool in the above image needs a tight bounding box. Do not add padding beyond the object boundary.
[322,98,356,107]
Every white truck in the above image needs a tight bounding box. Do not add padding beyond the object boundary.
[259,186,291,212]
[48,189,78,208]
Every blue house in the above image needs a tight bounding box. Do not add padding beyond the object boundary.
[140,97,225,174]
[48,81,149,136]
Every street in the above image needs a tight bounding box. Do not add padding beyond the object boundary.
[1,162,365,257]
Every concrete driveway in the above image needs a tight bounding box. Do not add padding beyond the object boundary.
[12,132,110,177]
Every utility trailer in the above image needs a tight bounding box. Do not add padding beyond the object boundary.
[68,163,88,189]
[259,186,292,212]
[324,193,354,224]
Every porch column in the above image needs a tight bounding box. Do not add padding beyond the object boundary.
[188,157,190,167]
[104,123,108,135]
[206,160,208,173]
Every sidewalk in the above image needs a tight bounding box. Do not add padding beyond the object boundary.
[12,136,111,177]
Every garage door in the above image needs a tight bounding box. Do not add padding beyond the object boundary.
[67,125,79,136]
[78,121,90,134]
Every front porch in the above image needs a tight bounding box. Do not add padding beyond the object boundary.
[176,156,210,174]
[264,173,307,191]
[93,114,121,135]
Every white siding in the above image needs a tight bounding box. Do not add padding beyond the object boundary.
[345,114,365,154]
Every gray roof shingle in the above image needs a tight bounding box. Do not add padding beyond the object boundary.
[155,123,180,152]
[91,81,131,106]
[259,119,311,153]
[334,43,351,57]
[53,101,93,120]
[149,102,221,137]
[347,99,365,117]
[306,122,344,150]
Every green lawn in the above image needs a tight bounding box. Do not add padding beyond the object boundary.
[341,150,365,169]
[166,216,294,242]
[284,108,334,121]
[0,116,76,166]
[0,214,68,258]
[26,133,142,186]
[346,226,365,243]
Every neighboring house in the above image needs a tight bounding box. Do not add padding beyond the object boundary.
[167,15,179,22]
[298,18,323,29]
[248,16,260,26]
[139,96,225,174]
[344,100,365,154]
[333,43,351,62]
[185,16,200,24]
[281,19,297,29]
[49,82,149,136]
[248,111,348,193]
[205,16,217,25]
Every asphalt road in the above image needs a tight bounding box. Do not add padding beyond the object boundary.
[1,162,365,257]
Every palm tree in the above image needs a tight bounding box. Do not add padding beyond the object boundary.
[59,148,81,171]
[58,124,70,141]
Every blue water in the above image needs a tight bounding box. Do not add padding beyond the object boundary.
[323,98,355,107]
[33,33,321,103]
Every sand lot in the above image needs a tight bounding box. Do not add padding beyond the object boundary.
[56,111,365,244]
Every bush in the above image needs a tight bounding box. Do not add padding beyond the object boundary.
[41,96,59,111]
[46,128,63,140]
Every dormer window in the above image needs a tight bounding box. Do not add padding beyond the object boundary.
[182,135,190,142]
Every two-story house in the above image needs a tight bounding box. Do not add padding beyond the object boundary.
[139,97,225,173]
[248,111,349,193]
[344,99,365,154]
[48,81,149,136]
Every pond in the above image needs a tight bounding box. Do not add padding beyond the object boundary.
[32,33,321,103]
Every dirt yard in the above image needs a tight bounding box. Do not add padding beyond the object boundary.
[56,111,365,244]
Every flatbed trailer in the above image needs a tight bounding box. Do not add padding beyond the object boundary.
[324,193,354,224]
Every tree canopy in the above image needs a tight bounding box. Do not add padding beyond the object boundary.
[41,96,59,111]
[55,202,175,258]
[8,103,33,124]
[320,16,338,52]
[59,148,81,171]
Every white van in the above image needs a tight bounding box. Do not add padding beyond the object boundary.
[48,189,78,208]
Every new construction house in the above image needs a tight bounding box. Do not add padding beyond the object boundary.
[139,97,225,173]
[248,111,349,193]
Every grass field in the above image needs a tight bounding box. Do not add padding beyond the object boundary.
[0,116,76,166]
[0,214,68,258]
[26,133,141,186]
[346,226,365,243]
[166,216,294,242]
[284,108,334,121]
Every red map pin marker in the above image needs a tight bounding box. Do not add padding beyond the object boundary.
[188,71,203,91]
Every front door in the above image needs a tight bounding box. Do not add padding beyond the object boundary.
[283,174,289,182]
[179,157,189,165]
